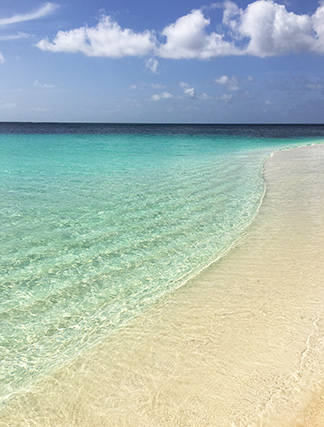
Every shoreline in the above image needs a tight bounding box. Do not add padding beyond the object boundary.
[2,142,324,425]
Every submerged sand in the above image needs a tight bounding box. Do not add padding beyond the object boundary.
[2,144,324,426]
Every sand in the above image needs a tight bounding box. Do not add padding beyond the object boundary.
[1,143,324,426]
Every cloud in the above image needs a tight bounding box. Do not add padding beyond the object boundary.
[180,82,212,99]
[161,1,324,58]
[36,2,324,59]
[184,87,195,97]
[179,82,196,98]
[0,3,57,64]
[150,83,211,102]
[0,32,30,41]
[150,94,161,101]
[161,92,173,98]
[150,92,173,101]
[222,1,242,35]
[158,9,239,59]
[215,75,229,85]
[37,15,156,57]
[235,0,316,57]
[215,75,239,90]
[146,57,159,73]
[198,92,212,100]
[33,80,55,88]
[0,2,58,26]
[130,83,165,90]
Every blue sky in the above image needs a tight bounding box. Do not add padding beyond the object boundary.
[0,0,323,123]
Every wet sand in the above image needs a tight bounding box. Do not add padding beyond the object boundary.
[2,143,324,426]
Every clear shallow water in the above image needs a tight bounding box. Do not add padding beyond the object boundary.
[0,123,323,404]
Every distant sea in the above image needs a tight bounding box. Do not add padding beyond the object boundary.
[1,123,323,405]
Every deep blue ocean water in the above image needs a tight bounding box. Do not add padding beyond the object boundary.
[1,123,323,404]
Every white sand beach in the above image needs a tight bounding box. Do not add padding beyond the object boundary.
[2,143,324,426]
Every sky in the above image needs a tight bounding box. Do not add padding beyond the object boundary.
[0,0,324,123]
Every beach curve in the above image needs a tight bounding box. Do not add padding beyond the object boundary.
[1,143,324,426]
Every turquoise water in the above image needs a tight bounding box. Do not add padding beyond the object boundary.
[0,127,321,404]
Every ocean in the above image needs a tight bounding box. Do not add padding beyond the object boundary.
[1,123,324,407]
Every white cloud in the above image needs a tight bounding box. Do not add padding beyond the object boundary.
[150,83,210,102]
[236,0,315,57]
[161,92,173,98]
[36,2,324,59]
[160,2,324,57]
[130,83,165,90]
[179,82,196,98]
[146,57,159,73]
[37,15,156,57]
[158,9,239,59]
[0,32,30,41]
[184,87,195,97]
[0,3,58,26]
[33,80,55,88]
[215,75,239,90]
[149,92,173,101]
[215,75,229,85]
[222,0,242,34]
[150,94,161,101]
[0,3,57,66]
[313,3,324,50]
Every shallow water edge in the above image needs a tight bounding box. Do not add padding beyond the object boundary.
[1,143,324,425]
